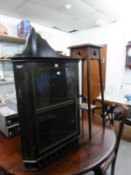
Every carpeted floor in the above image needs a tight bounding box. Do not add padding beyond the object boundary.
[113,140,131,175]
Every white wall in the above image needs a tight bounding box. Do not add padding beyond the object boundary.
[1,15,131,95]
[0,15,71,56]
[70,21,131,93]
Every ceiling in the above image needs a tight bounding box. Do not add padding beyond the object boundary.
[0,0,130,33]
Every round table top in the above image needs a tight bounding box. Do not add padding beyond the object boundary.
[42,115,116,175]
[0,115,116,175]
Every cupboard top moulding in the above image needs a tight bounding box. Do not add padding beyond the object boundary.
[0,35,26,44]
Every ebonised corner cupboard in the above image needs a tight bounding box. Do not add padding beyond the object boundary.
[12,57,80,170]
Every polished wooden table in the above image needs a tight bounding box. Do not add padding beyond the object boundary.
[0,115,116,175]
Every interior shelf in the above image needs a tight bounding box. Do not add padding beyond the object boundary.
[0,35,26,44]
